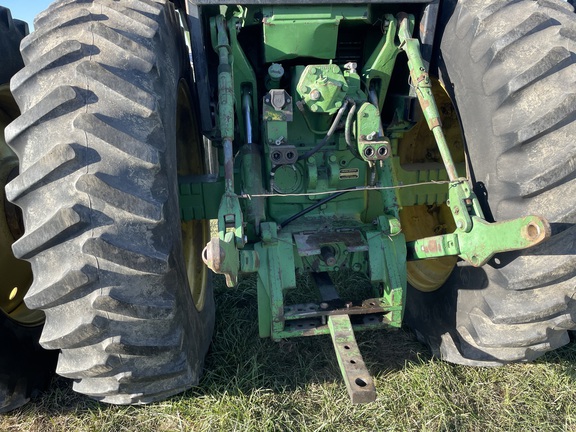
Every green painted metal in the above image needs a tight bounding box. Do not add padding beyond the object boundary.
[408,215,550,266]
[179,175,224,220]
[361,15,401,113]
[180,6,557,404]
[240,144,266,238]
[328,314,376,404]
[367,216,406,328]
[397,15,551,267]
[215,15,243,244]
[408,199,551,267]
[447,179,483,232]
[455,216,549,266]
[254,222,296,338]
[215,16,234,143]
[261,5,370,62]
[297,64,348,115]
[202,15,246,288]
[264,60,374,223]
[229,16,258,145]
[253,219,406,340]
[356,102,391,163]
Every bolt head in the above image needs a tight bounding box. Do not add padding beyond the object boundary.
[366,131,377,141]
[310,89,321,101]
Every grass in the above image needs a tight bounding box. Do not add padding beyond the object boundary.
[2,273,576,431]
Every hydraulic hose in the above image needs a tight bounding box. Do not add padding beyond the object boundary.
[344,98,360,159]
[298,99,350,161]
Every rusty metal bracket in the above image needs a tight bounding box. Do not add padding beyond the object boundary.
[203,231,240,287]
[328,314,376,404]
[407,170,550,266]
[408,214,550,266]
[284,298,393,320]
[319,272,376,404]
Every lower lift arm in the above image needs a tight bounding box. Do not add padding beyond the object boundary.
[397,14,550,266]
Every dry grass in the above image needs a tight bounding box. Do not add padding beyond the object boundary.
[2,273,576,431]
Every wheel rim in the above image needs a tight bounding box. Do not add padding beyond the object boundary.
[0,84,43,325]
[400,204,458,292]
[398,78,463,292]
[176,80,210,311]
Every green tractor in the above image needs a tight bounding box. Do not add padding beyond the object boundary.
[1,0,575,409]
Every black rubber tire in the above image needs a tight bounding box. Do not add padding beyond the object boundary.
[0,8,26,84]
[5,0,215,404]
[0,7,57,414]
[405,0,576,365]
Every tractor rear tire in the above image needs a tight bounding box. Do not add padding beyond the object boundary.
[5,0,215,404]
[0,7,57,413]
[405,0,576,365]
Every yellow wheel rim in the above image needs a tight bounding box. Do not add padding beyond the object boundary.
[399,78,464,292]
[401,204,458,292]
[176,80,210,311]
[0,84,43,325]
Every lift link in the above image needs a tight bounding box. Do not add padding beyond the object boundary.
[397,14,550,266]
[202,15,244,287]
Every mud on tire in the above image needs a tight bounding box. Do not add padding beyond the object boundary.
[405,0,576,365]
[6,0,215,404]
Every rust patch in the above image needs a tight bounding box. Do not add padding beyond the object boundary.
[429,118,441,128]
[422,239,442,254]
